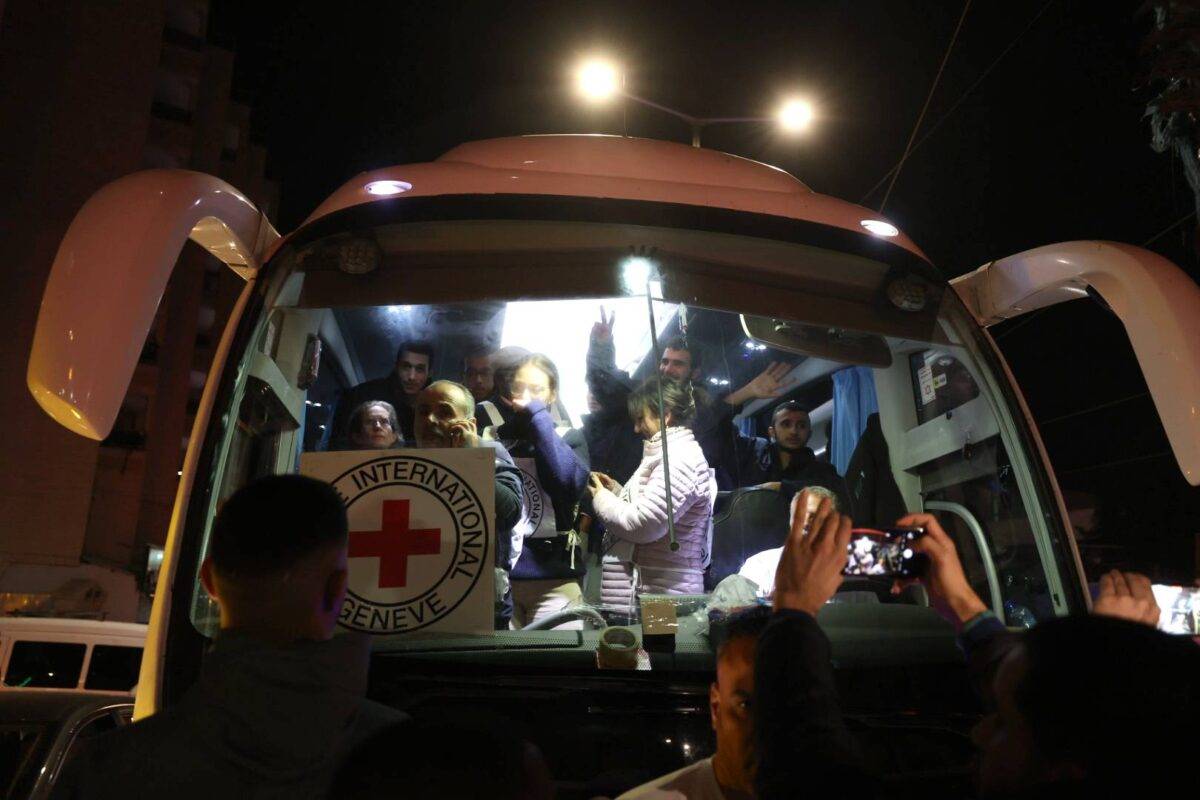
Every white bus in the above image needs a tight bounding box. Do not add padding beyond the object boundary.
[26,134,1200,791]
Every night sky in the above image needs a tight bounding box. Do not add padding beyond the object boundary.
[210,0,1199,582]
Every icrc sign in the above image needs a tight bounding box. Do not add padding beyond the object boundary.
[301,449,495,635]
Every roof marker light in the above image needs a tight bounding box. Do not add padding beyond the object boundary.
[860,219,899,238]
[365,180,412,196]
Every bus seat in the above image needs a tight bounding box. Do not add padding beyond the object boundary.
[704,488,790,591]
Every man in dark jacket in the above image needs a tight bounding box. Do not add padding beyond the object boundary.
[52,475,405,799]
[731,400,849,511]
[328,341,433,448]
[412,380,524,629]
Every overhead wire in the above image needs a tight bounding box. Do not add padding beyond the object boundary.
[864,0,1057,206]
[878,0,973,213]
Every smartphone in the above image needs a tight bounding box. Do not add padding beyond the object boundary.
[844,527,927,578]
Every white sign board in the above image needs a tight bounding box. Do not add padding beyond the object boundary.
[301,449,494,635]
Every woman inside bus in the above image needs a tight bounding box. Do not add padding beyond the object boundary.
[477,353,590,628]
[347,400,404,449]
[589,376,717,613]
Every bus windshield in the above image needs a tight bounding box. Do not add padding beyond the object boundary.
[186,217,1082,675]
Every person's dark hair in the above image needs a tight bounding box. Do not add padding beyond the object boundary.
[627,376,697,427]
[508,352,561,396]
[330,716,547,800]
[209,475,348,579]
[489,346,532,398]
[461,346,494,369]
[1015,615,1199,786]
[349,400,401,443]
[710,605,772,660]
[662,336,702,371]
[771,400,809,423]
[394,340,434,365]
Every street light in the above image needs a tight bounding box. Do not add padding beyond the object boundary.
[576,58,621,102]
[777,99,815,133]
[571,56,814,147]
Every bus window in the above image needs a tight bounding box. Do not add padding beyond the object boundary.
[3,642,86,689]
[184,217,1082,683]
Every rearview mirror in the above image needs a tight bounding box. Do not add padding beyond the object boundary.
[952,240,1200,485]
[26,169,279,440]
[740,315,894,368]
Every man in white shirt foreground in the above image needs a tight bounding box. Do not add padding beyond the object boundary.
[738,485,840,600]
[619,606,771,799]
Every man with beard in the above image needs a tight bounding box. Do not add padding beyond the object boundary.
[734,400,849,512]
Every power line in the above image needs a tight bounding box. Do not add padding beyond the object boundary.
[1142,209,1196,247]
[879,0,973,213]
[864,0,1056,206]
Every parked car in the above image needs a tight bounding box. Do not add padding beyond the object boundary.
[0,692,132,799]
[0,619,146,695]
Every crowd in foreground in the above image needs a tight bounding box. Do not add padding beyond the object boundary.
[47,475,1198,800]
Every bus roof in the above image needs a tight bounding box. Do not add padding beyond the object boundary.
[300,134,929,262]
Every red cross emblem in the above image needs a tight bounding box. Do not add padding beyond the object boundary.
[348,499,441,589]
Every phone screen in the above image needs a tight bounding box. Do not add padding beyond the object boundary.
[1151,584,1200,636]
[845,528,926,578]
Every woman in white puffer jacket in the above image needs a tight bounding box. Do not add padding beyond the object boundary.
[588,377,717,612]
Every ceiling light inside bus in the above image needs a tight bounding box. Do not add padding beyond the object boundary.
[621,256,654,294]
[365,179,412,196]
[860,219,899,238]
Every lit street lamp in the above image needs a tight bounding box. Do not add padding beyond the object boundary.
[573,56,815,146]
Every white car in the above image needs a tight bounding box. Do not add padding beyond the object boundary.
[0,618,146,695]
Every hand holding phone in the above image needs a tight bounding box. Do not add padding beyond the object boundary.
[844,528,928,578]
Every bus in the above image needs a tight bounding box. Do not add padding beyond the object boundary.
[26,134,1200,794]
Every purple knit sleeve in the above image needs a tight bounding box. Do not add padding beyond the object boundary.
[523,400,589,507]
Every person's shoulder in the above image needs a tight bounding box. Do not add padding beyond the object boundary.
[618,758,719,799]
[481,439,516,465]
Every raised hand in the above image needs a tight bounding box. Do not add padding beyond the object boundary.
[725,361,795,407]
[773,495,853,616]
[1093,570,1160,627]
[446,419,479,449]
[591,306,615,342]
[893,513,987,624]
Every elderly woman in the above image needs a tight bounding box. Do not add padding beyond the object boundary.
[589,376,717,613]
[347,400,404,449]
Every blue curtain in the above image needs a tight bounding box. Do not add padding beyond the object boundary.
[831,366,879,474]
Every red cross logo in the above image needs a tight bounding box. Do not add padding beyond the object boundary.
[349,499,441,589]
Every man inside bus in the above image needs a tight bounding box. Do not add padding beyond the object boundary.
[52,475,404,799]
[619,606,772,800]
[329,340,433,448]
[413,379,525,628]
[462,346,496,403]
[732,400,849,511]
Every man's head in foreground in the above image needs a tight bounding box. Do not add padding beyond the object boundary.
[974,614,1199,798]
[709,605,773,795]
[200,474,349,642]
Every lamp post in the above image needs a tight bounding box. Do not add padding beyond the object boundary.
[574,57,814,147]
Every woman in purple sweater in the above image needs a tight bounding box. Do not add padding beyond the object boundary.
[477,353,590,628]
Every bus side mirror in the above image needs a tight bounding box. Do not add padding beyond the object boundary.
[952,241,1200,486]
[27,169,280,440]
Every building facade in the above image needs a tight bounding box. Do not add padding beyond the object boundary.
[0,0,276,620]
